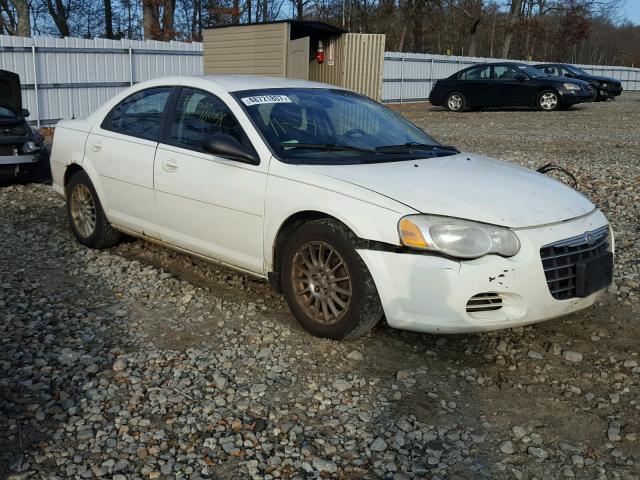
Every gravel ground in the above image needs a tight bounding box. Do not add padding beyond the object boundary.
[1,93,639,480]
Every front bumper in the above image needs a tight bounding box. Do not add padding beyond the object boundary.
[0,153,39,165]
[358,210,611,334]
[559,89,595,104]
[599,86,623,98]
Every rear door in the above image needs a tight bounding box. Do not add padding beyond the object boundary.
[457,65,492,107]
[85,86,173,236]
[153,87,267,274]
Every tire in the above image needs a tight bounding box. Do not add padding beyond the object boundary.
[537,90,559,111]
[446,92,466,112]
[280,218,384,340]
[65,170,121,249]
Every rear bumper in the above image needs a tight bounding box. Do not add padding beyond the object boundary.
[357,210,611,334]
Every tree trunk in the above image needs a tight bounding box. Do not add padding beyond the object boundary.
[246,0,251,23]
[502,0,523,58]
[142,0,158,40]
[104,0,114,38]
[10,0,30,36]
[45,0,70,37]
[468,18,481,57]
[296,0,303,20]
[232,0,240,23]
[161,0,175,39]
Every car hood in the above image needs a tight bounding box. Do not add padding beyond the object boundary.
[0,70,22,115]
[545,75,589,87]
[588,75,621,85]
[301,153,595,228]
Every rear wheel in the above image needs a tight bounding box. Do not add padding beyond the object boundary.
[66,170,121,249]
[446,92,466,112]
[281,219,383,340]
[538,90,559,111]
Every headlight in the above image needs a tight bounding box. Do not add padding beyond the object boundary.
[563,83,581,91]
[22,140,39,153]
[398,215,520,259]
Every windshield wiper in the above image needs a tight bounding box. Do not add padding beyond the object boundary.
[281,143,375,154]
[374,143,460,154]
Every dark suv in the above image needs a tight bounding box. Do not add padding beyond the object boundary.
[534,63,623,101]
[0,69,48,181]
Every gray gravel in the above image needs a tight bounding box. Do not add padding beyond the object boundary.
[1,93,639,479]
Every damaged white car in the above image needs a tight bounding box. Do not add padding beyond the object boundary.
[50,76,614,339]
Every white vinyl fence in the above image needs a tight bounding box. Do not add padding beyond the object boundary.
[2,34,638,121]
[0,35,203,126]
[382,51,640,103]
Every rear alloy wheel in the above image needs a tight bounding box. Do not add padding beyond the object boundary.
[538,90,559,111]
[281,219,383,340]
[446,92,466,112]
[66,170,121,249]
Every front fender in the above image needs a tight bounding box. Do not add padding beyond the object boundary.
[263,165,416,271]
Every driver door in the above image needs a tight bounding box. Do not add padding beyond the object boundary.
[487,66,532,106]
[153,87,267,274]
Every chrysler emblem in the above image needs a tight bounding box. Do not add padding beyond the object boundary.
[585,232,595,244]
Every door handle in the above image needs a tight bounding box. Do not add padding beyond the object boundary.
[90,141,102,152]
[162,158,178,172]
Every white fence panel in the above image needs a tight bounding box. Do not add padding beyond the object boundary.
[382,51,640,103]
[0,35,203,125]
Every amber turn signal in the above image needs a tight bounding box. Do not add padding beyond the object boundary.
[398,217,428,249]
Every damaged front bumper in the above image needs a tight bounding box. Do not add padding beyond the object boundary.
[357,210,611,334]
[0,153,39,165]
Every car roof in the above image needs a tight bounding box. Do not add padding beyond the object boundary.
[458,61,533,71]
[139,75,343,93]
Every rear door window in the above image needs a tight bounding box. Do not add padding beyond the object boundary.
[460,66,491,80]
[102,87,172,141]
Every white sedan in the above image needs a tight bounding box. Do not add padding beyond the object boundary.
[50,76,614,339]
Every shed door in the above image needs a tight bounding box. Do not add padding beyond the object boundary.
[286,37,310,80]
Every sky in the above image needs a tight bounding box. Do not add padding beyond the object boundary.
[623,0,640,24]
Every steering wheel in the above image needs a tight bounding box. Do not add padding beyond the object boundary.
[343,128,367,138]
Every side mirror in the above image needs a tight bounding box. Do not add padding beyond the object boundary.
[202,133,259,165]
[564,73,575,78]
[21,108,30,118]
[515,74,526,81]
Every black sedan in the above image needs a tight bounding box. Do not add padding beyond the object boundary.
[429,62,595,112]
[534,63,623,101]
[0,69,49,182]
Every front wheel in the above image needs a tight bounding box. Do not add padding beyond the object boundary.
[281,219,384,340]
[446,92,466,112]
[538,90,559,111]
[66,170,121,249]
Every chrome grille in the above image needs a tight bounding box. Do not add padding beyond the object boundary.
[540,225,610,300]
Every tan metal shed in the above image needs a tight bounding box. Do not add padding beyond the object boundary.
[203,21,385,101]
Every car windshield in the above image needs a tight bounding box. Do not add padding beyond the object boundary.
[0,106,17,119]
[233,88,450,164]
[516,65,546,78]
[566,65,589,76]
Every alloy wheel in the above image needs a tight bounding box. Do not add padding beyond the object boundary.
[447,94,463,111]
[540,92,558,110]
[70,184,97,238]
[291,241,352,325]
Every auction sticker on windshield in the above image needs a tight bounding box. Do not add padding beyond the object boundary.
[241,95,292,106]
